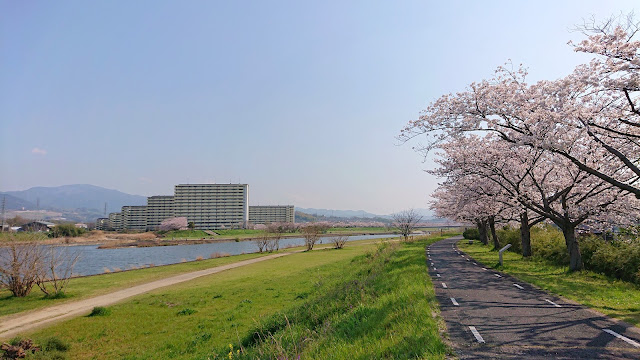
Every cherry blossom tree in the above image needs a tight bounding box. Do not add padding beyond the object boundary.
[433,135,640,270]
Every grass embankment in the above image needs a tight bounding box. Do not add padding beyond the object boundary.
[0,253,266,318]
[20,235,454,359]
[458,240,640,326]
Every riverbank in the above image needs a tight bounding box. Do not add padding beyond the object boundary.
[0,227,406,248]
[2,234,455,359]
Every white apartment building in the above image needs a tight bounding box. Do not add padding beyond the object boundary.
[249,205,295,224]
[174,184,248,230]
[122,206,147,231]
[108,212,123,231]
[146,196,175,230]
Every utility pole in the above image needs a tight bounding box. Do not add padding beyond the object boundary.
[1,195,5,232]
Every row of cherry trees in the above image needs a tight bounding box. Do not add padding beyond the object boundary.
[400,16,640,271]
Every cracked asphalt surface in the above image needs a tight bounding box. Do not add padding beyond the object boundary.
[429,236,640,359]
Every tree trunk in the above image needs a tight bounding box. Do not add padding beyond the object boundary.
[489,216,499,249]
[520,212,532,257]
[562,224,583,272]
[476,219,488,245]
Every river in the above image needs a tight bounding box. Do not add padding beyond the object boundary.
[62,234,397,276]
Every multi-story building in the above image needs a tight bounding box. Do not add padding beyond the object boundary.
[96,218,110,230]
[174,184,248,230]
[108,212,123,231]
[249,205,295,224]
[121,206,147,231]
[146,196,175,230]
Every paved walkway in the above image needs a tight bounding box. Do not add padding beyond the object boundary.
[429,236,640,359]
[0,252,292,340]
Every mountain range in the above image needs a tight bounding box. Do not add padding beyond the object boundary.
[1,184,433,222]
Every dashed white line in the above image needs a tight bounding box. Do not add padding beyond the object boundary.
[482,268,487,271]
[514,284,524,290]
[433,267,437,270]
[473,262,478,265]
[603,329,640,348]
[442,282,447,288]
[494,274,502,278]
[436,273,441,277]
[450,297,459,306]
[469,326,486,343]
[461,255,465,258]
[466,258,470,261]
[544,299,561,307]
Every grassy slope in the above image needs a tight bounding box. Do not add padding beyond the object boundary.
[0,253,266,317]
[459,240,640,326]
[22,235,454,359]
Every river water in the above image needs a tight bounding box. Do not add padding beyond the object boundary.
[63,234,397,276]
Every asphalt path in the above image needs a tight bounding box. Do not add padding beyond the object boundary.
[429,236,640,359]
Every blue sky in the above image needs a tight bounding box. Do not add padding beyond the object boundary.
[1,1,637,214]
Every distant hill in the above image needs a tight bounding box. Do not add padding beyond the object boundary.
[0,193,37,211]
[297,208,384,219]
[296,207,434,219]
[1,184,146,213]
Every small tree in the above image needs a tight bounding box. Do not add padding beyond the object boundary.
[392,209,423,241]
[254,234,270,253]
[301,224,325,251]
[331,236,348,249]
[36,247,80,297]
[0,237,44,297]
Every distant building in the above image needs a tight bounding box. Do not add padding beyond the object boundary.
[96,218,110,230]
[75,223,88,229]
[20,221,55,232]
[174,184,248,230]
[122,206,147,231]
[108,212,123,231]
[146,196,175,230]
[249,205,295,224]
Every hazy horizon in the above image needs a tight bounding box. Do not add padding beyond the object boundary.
[1,1,637,214]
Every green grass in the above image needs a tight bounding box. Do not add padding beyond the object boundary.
[160,230,211,238]
[20,235,454,359]
[0,253,266,318]
[459,240,640,326]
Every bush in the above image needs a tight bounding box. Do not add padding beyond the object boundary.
[496,227,522,254]
[88,306,111,317]
[177,308,196,316]
[48,224,86,238]
[531,225,569,265]
[41,337,70,352]
[462,228,479,240]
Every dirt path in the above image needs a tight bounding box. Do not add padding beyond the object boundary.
[0,251,294,340]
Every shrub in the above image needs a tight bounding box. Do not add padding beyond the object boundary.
[88,306,111,317]
[41,337,70,352]
[177,308,196,316]
[531,225,569,265]
[48,224,86,238]
[462,228,479,240]
[496,227,521,254]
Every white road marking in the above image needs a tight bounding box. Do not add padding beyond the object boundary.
[466,258,470,261]
[469,326,486,343]
[442,282,447,288]
[482,268,487,271]
[450,297,459,306]
[544,299,561,307]
[603,329,640,348]
[461,255,465,258]
[436,273,441,277]
[473,262,478,265]
[494,274,502,278]
[514,284,524,290]
[430,262,434,266]
[433,267,437,270]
